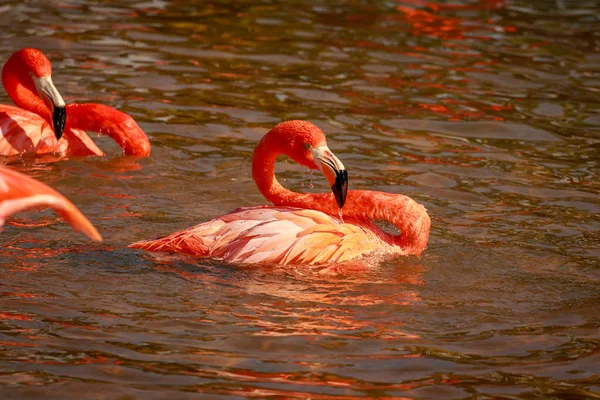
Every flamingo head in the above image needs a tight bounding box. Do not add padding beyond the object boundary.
[10,48,66,140]
[271,120,348,208]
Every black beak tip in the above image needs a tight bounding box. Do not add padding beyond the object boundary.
[331,169,348,209]
[52,106,66,140]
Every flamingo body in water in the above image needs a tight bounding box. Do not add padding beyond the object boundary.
[0,48,150,157]
[131,120,430,265]
[0,165,101,241]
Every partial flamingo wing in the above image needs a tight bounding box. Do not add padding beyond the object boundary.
[0,105,55,156]
[0,105,103,157]
[60,127,104,157]
[0,166,102,241]
[129,206,383,265]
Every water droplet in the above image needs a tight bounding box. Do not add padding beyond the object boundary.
[338,209,344,224]
[301,167,311,188]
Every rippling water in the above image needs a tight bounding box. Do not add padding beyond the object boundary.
[1,0,599,398]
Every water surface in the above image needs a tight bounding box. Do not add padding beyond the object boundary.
[0,0,599,398]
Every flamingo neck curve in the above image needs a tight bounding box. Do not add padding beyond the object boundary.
[343,190,431,255]
[65,103,150,156]
[251,131,337,210]
[1,54,52,125]
[252,139,292,206]
[251,132,431,256]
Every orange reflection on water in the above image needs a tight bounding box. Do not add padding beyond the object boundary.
[345,75,511,121]
[2,241,87,260]
[14,354,109,367]
[343,0,514,122]
[0,312,33,321]
[400,0,505,12]
[185,363,436,398]
[0,341,36,347]
[395,0,515,40]
[0,292,38,299]
[96,205,142,221]
[144,258,424,339]
[397,6,481,40]
[6,216,63,229]
[0,235,108,272]
[56,321,99,331]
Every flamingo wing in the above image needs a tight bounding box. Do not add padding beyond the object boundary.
[0,166,101,241]
[0,105,103,157]
[129,206,382,265]
[0,105,54,155]
[60,127,104,157]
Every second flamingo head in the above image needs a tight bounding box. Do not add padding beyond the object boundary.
[2,48,66,139]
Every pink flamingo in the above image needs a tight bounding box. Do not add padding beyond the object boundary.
[0,48,150,157]
[130,120,430,265]
[0,165,101,241]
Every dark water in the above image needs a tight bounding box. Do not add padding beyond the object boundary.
[1,0,599,398]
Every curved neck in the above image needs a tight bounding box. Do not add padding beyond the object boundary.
[251,134,339,210]
[251,133,430,256]
[1,56,51,124]
[342,191,431,256]
[65,103,150,156]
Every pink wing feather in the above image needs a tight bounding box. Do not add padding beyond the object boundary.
[0,104,104,157]
[0,165,101,241]
[129,207,385,265]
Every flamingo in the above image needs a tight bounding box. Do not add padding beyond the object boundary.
[0,165,101,241]
[130,120,430,266]
[0,48,150,157]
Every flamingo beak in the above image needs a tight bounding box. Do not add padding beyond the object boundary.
[331,169,348,208]
[33,76,66,140]
[312,146,348,208]
[52,107,66,140]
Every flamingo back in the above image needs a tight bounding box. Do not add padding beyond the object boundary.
[0,105,103,156]
[129,206,388,265]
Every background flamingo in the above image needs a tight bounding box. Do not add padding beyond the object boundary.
[0,165,101,241]
[0,48,150,157]
[130,120,430,265]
